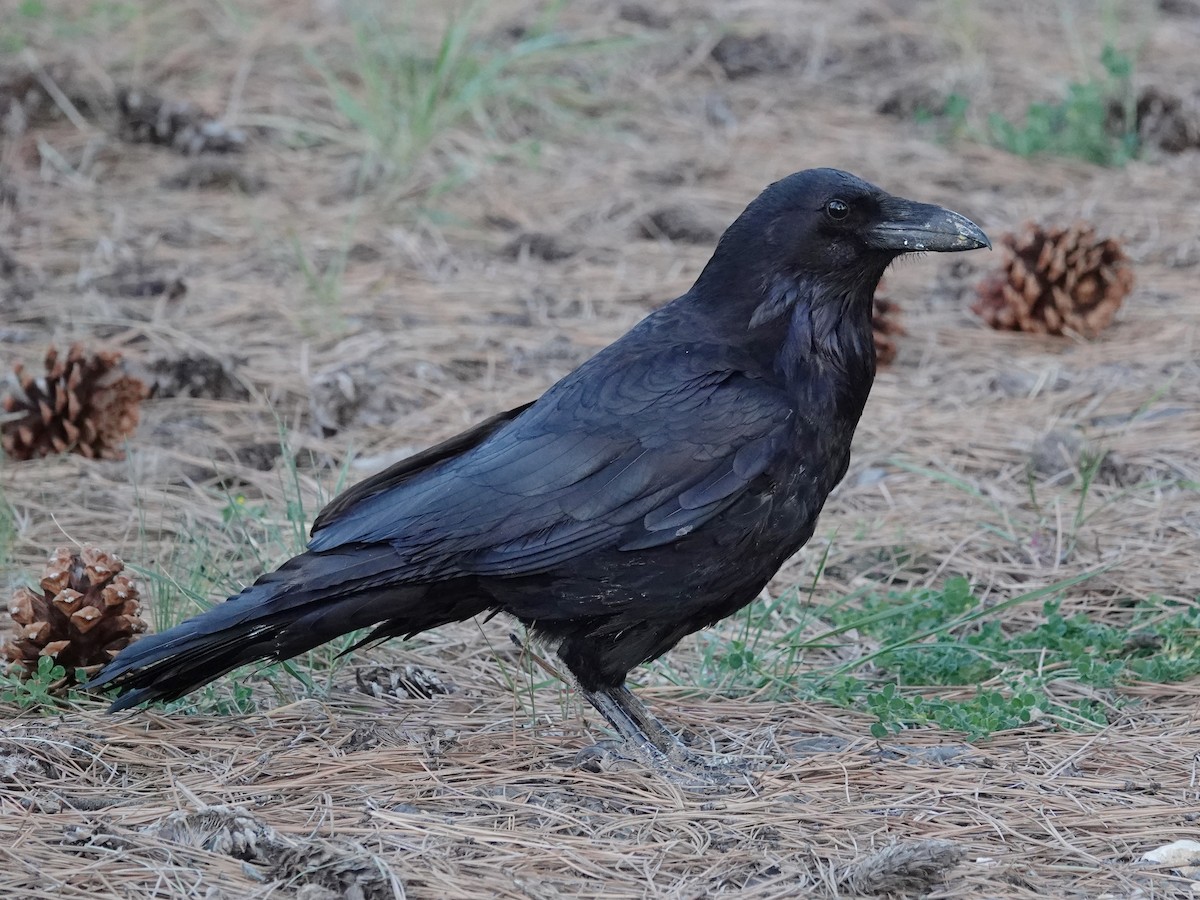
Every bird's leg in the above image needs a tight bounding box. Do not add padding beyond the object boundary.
[580,684,679,761]
[577,684,751,777]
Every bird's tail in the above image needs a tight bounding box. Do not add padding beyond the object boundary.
[89,544,482,710]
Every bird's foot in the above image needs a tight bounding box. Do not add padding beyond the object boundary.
[573,739,753,785]
[572,685,760,785]
[573,739,646,773]
[665,743,755,775]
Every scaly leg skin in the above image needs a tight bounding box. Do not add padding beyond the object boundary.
[574,684,754,783]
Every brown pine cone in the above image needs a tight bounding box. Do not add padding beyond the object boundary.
[973,222,1134,338]
[117,87,246,155]
[1,343,148,460]
[873,295,905,366]
[5,545,147,680]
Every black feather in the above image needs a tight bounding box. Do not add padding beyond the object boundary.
[92,168,988,753]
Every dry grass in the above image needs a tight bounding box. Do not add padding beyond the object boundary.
[3,687,1200,898]
[2,0,1199,896]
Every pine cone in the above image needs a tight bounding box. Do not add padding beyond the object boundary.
[117,87,246,155]
[873,295,905,366]
[1108,86,1200,155]
[1134,87,1200,154]
[1,344,148,460]
[4,546,147,680]
[973,222,1134,338]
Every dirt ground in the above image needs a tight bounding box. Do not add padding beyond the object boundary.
[2,1,1200,897]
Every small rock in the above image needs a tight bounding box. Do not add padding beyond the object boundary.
[877,84,950,119]
[1029,429,1082,479]
[160,159,266,193]
[618,3,671,29]
[1143,839,1200,879]
[234,442,282,472]
[703,91,737,129]
[1158,0,1200,16]
[118,87,246,155]
[347,242,382,263]
[148,354,250,401]
[503,231,578,262]
[89,263,186,301]
[856,467,888,487]
[711,33,799,79]
[1028,429,1134,486]
[989,369,1071,398]
[637,204,722,244]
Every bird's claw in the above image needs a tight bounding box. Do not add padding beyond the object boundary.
[573,738,753,785]
[669,747,755,775]
[573,739,644,773]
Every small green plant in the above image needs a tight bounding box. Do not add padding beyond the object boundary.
[117,425,361,715]
[288,206,362,335]
[913,91,971,143]
[820,579,1200,738]
[0,655,87,710]
[989,45,1138,166]
[308,0,622,193]
[290,235,349,336]
[161,675,258,717]
[672,573,1200,741]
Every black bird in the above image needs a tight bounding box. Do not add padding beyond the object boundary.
[91,169,989,773]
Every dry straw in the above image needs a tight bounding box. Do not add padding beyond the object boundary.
[2,0,1199,897]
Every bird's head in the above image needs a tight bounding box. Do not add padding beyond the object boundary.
[695,168,990,330]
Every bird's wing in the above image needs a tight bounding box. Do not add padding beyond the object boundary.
[306,343,792,577]
[310,401,534,534]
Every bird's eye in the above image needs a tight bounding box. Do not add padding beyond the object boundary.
[825,199,850,221]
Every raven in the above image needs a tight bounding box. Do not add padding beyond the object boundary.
[91,169,989,773]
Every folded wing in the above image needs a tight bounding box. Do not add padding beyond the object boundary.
[307,342,793,578]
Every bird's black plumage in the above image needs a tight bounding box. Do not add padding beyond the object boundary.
[92,169,988,772]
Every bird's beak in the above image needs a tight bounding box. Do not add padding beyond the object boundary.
[867,197,991,253]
